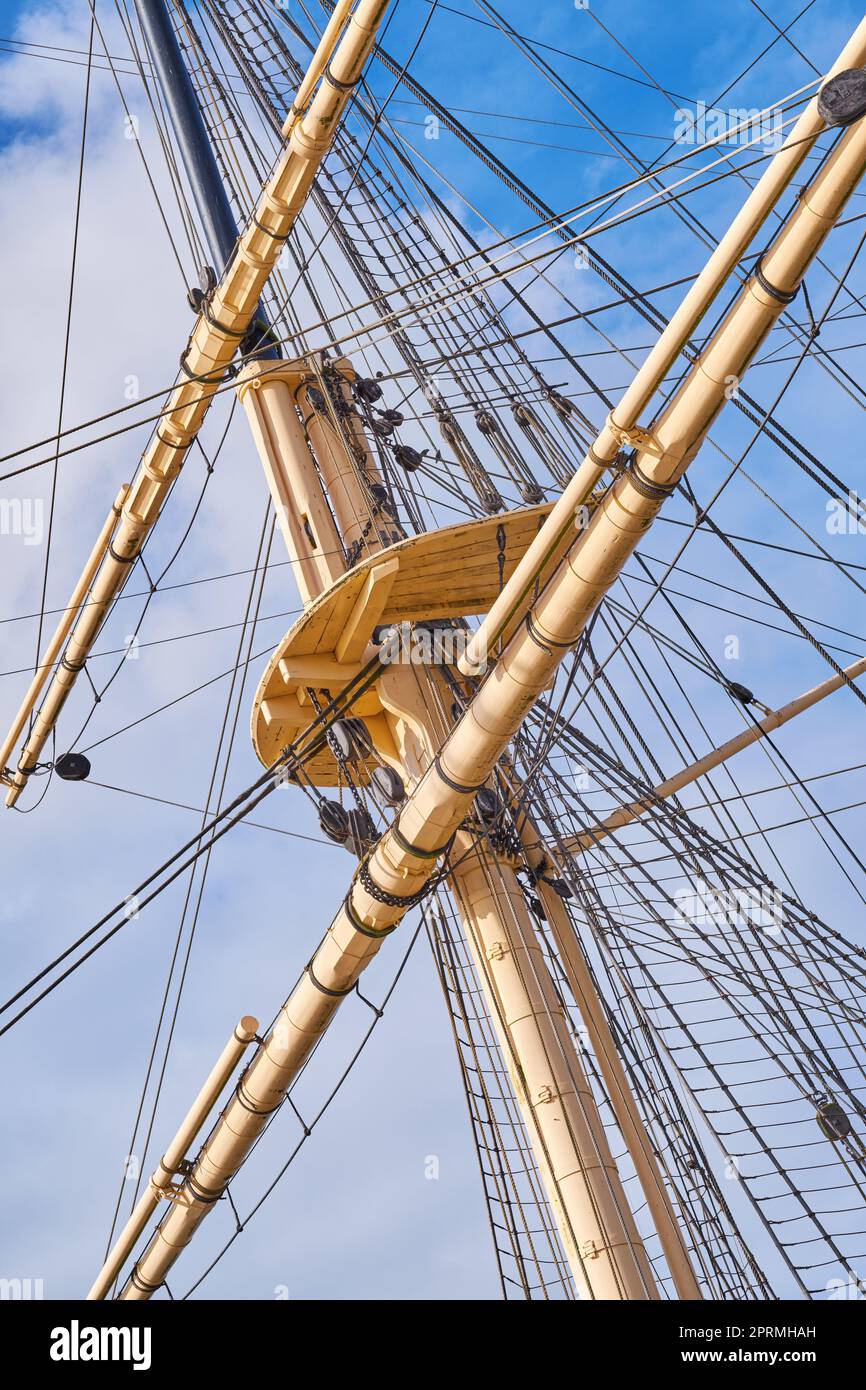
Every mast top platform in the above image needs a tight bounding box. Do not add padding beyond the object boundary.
[250,500,558,780]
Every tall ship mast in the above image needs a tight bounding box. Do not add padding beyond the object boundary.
[3,0,866,1303]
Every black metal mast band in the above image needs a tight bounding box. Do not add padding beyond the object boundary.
[752,253,799,304]
[307,960,353,997]
[234,1078,282,1117]
[324,59,358,92]
[155,429,189,451]
[108,541,138,565]
[525,611,573,653]
[432,753,482,795]
[178,351,230,386]
[251,214,290,243]
[200,300,247,338]
[186,1175,224,1206]
[343,891,399,937]
[128,1265,163,1294]
[389,819,455,860]
[626,457,678,501]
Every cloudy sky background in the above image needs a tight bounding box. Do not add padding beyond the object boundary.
[2,0,866,1299]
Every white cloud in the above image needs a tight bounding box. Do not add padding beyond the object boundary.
[0,0,495,1301]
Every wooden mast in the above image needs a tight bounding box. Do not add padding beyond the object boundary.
[0,0,845,1298]
[0,0,390,805]
[563,654,866,857]
[81,18,866,1300]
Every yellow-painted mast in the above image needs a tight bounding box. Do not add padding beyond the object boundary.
[81,17,866,1300]
[1,2,857,1301]
[0,0,390,806]
[563,653,866,857]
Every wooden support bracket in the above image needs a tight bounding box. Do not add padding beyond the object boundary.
[335,557,399,664]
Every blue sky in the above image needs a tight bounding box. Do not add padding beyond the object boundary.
[1,0,866,1301]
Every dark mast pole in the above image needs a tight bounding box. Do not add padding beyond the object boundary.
[134,0,274,347]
